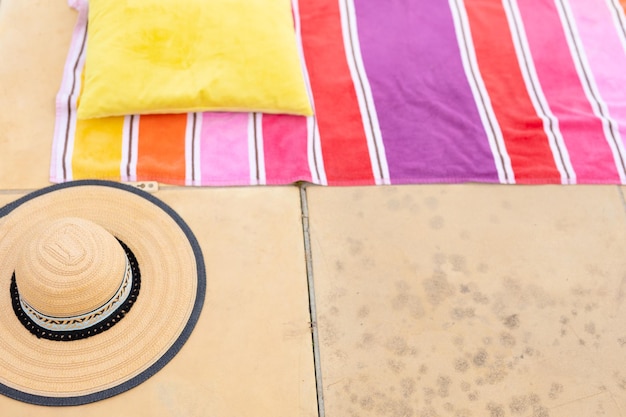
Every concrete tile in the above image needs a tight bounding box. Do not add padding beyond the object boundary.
[0,187,318,416]
[0,0,75,189]
[307,184,626,417]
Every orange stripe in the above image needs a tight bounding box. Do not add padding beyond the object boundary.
[137,114,188,183]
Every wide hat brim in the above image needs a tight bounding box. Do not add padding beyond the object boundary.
[0,180,205,406]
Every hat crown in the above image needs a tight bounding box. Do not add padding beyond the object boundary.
[15,218,127,318]
[43,223,86,265]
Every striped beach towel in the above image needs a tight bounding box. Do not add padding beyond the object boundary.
[51,0,626,186]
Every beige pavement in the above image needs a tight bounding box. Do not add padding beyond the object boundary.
[306,185,626,416]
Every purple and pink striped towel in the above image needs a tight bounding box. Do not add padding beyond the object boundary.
[51,0,626,186]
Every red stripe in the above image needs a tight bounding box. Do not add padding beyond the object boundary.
[137,114,188,183]
[299,0,375,184]
[464,0,561,183]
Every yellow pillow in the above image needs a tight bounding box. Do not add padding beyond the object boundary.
[77,0,313,118]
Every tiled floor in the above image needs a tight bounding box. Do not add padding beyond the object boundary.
[306,185,626,417]
[2,1,626,416]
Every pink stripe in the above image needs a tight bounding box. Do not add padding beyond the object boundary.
[200,113,250,185]
[567,0,626,159]
[516,0,620,182]
[261,115,311,184]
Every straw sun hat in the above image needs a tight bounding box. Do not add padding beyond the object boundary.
[0,180,205,406]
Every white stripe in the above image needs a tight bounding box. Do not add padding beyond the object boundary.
[60,122,76,181]
[184,113,195,185]
[449,0,515,184]
[247,113,261,185]
[605,0,626,179]
[555,0,626,183]
[503,0,575,184]
[120,115,139,182]
[306,117,320,184]
[120,116,132,182]
[291,0,316,111]
[63,119,77,181]
[607,0,626,62]
[193,113,203,185]
[58,26,89,181]
[339,0,390,185]
[129,116,139,181]
[52,5,88,182]
[314,121,328,185]
[255,114,266,185]
[313,118,328,185]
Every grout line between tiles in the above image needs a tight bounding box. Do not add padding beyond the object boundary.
[299,183,325,417]
[0,188,38,195]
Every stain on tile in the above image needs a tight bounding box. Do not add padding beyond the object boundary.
[319,315,340,347]
[453,336,465,350]
[357,305,371,318]
[387,194,420,214]
[584,321,597,335]
[425,196,439,210]
[423,270,456,306]
[468,390,479,401]
[508,394,530,414]
[356,332,375,350]
[472,349,488,367]
[433,252,447,266]
[391,283,426,319]
[429,216,445,230]
[385,336,417,357]
[473,291,490,305]
[503,314,520,330]
[460,381,472,392]
[326,286,348,302]
[384,359,405,374]
[346,238,364,256]
[499,331,517,348]
[454,357,470,373]
[451,307,476,320]
[450,254,468,273]
[548,382,564,400]
[436,375,452,398]
[487,402,505,417]
[400,378,416,399]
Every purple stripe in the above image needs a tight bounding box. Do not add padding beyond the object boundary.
[352,0,499,182]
